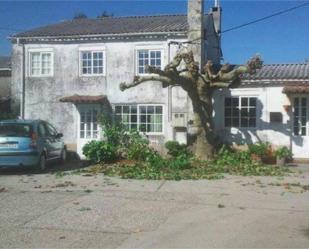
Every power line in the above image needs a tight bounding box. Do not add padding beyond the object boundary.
[1,1,309,37]
[221,1,309,34]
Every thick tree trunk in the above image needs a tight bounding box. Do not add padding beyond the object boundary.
[187,84,216,160]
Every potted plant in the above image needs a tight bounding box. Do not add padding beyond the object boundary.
[275,146,292,166]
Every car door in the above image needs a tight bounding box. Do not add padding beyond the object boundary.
[38,122,53,159]
[44,122,62,159]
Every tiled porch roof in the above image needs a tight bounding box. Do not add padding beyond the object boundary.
[282,85,309,94]
[59,95,108,104]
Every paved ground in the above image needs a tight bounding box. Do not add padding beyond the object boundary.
[0,161,309,248]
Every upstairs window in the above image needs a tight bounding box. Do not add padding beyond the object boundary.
[137,50,162,74]
[80,51,105,76]
[224,97,257,128]
[29,51,53,76]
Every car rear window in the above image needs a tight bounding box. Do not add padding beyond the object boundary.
[0,123,32,137]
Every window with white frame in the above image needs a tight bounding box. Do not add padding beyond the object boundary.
[115,104,163,133]
[293,97,308,136]
[79,108,99,139]
[137,50,162,74]
[29,51,53,76]
[80,51,105,76]
[224,97,257,128]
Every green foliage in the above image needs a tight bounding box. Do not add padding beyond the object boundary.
[82,140,117,163]
[275,146,292,159]
[168,155,192,170]
[83,113,160,163]
[248,142,269,157]
[165,141,192,158]
[215,145,251,166]
[83,114,289,180]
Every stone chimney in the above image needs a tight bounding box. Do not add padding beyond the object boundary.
[211,0,222,35]
[187,0,204,68]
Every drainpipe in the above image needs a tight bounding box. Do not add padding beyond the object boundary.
[17,38,25,119]
[167,41,172,122]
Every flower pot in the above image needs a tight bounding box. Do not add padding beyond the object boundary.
[276,156,286,166]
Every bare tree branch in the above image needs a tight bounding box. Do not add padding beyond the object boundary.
[120,75,173,91]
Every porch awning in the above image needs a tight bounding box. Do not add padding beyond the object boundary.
[282,85,309,94]
[60,95,108,104]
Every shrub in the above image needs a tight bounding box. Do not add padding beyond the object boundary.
[167,155,191,170]
[248,142,269,157]
[82,140,117,163]
[215,145,252,167]
[165,141,191,158]
[275,146,292,159]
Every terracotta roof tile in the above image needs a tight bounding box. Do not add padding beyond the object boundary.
[243,64,309,82]
[282,85,309,94]
[60,95,107,104]
[13,14,201,38]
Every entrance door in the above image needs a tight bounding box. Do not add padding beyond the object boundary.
[77,105,101,158]
[292,96,309,159]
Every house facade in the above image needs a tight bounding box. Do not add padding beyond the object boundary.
[10,3,309,160]
[0,56,11,115]
[213,64,309,159]
[10,6,222,157]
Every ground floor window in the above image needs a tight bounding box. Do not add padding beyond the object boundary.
[224,97,257,128]
[293,97,308,136]
[79,108,99,139]
[114,104,163,134]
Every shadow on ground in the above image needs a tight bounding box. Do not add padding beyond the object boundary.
[0,156,91,176]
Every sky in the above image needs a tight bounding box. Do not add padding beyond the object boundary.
[0,0,308,64]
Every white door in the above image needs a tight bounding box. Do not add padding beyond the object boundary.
[77,105,101,158]
[292,96,309,159]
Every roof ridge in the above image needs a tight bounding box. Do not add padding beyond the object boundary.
[263,63,309,66]
[94,13,187,20]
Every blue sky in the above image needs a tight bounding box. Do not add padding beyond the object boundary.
[0,0,308,64]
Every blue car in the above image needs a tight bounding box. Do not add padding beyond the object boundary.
[0,119,67,170]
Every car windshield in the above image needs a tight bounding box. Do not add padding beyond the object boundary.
[0,123,32,137]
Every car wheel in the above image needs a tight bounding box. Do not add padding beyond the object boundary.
[60,148,67,164]
[38,153,47,171]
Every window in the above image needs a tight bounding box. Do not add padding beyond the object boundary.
[45,123,58,137]
[224,97,257,128]
[38,123,47,137]
[29,51,53,76]
[0,124,32,138]
[137,50,162,74]
[115,104,163,134]
[80,51,105,76]
[80,108,99,139]
[293,97,308,136]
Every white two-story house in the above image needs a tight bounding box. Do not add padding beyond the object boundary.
[10,1,309,160]
[10,5,222,157]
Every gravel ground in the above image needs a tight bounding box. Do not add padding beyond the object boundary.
[0,161,308,248]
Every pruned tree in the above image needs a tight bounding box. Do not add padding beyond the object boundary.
[120,49,262,159]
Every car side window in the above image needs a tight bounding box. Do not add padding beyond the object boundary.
[38,123,47,137]
[45,123,58,137]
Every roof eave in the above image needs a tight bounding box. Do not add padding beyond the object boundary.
[10,30,187,41]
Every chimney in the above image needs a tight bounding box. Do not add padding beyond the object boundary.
[187,0,204,68]
[211,0,222,35]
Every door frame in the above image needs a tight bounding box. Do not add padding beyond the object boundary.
[291,95,309,158]
[76,104,102,158]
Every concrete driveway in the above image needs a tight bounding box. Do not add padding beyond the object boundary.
[0,162,309,248]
